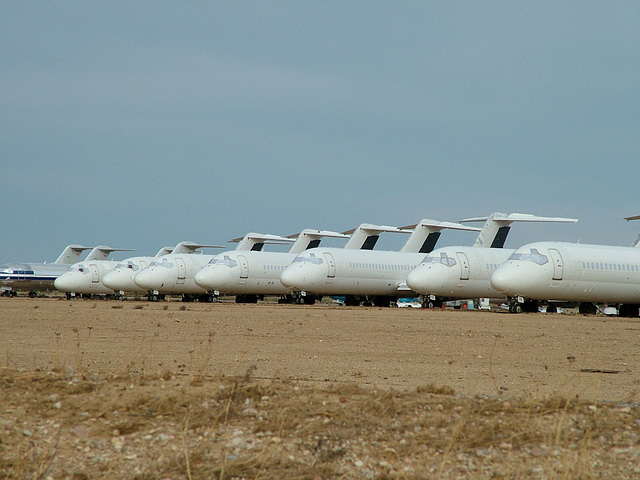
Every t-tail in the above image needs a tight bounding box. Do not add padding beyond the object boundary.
[399,219,481,253]
[461,212,578,248]
[287,229,350,254]
[84,246,136,261]
[342,224,413,250]
[229,233,295,252]
[54,244,92,264]
[169,241,224,255]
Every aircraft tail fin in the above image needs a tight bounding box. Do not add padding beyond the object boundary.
[54,244,92,264]
[399,219,482,253]
[461,212,578,248]
[287,229,350,254]
[155,246,174,257]
[84,246,135,261]
[342,224,412,250]
[229,233,294,252]
[632,234,640,248]
[170,241,224,255]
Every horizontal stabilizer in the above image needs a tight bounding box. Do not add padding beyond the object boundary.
[287,229,351,254]
[54,244,93,264]
[343,224,413,250]
[461,212,578,248]
[84,246,135,261]
[170,241,224,255]
[400,219,482,253]
[625,215,640,221]
[230,233,295,252]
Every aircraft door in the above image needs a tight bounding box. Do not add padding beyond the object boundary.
[238,255,249,279]
[90,264,100,283]
[324,253,336,278]
[176,258,187,284]
[457,252,470,280]
[548,248,564,280]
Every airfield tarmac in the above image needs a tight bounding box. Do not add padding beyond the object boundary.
[2,297,640,479]
[1,296,638,402]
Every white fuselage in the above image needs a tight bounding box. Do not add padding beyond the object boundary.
[134,254,215,294]
[54,260,120,295]
[1,262,70,292]
[406,247,514,299]
[102,257,155,293]
[194,251,297,295]
[279,248,425,297]
[491,242,640,304]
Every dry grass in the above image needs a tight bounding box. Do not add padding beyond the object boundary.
[1,367,638,480]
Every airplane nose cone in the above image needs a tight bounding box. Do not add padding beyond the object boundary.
[54,274,76,292]
[194,268,213,289]
[280,267,300,289]
[490,264,518,295]
[405,266,428,294]
[103,270,132,291]
[134,269,163,289]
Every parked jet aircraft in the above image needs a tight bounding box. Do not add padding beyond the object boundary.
[133,238,281,302]
[491,240,640,316]
[0,244,92,297]
[405,213,578,308]
[53,246,135,299]
[96,246,176,298]
[194,229,351,303]
[279,219,481,306]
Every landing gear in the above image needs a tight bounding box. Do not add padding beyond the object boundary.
[344,296,360,306]
[28,291,38,298]
[373,296,393,307]
[618,304,639,318]
[508,303,522,314]
[422,296,443,309]
[236,294,258,304]
[578,302,597,315]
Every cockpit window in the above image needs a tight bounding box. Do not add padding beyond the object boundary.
[71,264,88,274]
[149,259,174,269]
[421,252,457,267]
[291,253,324,265]
[508,248,549,265]
[209,255,237,268]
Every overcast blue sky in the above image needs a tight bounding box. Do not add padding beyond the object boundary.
[2,2,640,263]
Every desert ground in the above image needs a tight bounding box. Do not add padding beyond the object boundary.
[1,296,639,479]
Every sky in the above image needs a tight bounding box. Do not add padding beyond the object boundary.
[2,2,640,263]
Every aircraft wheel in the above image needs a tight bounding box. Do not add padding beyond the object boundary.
[546,304,557,313]
[149,294,159,302]
[28,291,38,298]
[303,296,316,305]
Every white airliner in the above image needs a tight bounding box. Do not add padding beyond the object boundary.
[53,246,136,299]
[279,219,481,306]
[405,213,578,308]
[0,244,92,297]
[98,246,176,299]
[193,229,351,304]
[132,237,289,302]
[491,239,640,316]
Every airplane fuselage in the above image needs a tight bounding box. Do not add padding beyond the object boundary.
[1,262,70,294]
[491,242,640,304]
[279,248,425,297]
[54,261,120,295]
[406,247,514,300]
[102,257,155,293]
[134,254,215,294]
[194,251,296,295]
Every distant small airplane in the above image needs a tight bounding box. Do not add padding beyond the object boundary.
[405,213,578,308]
[279,219,481,306]
[491,216,640,316]
[0,244,92,297]
[53,246,135,299]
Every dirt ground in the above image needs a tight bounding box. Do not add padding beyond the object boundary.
[1,297,639,478]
